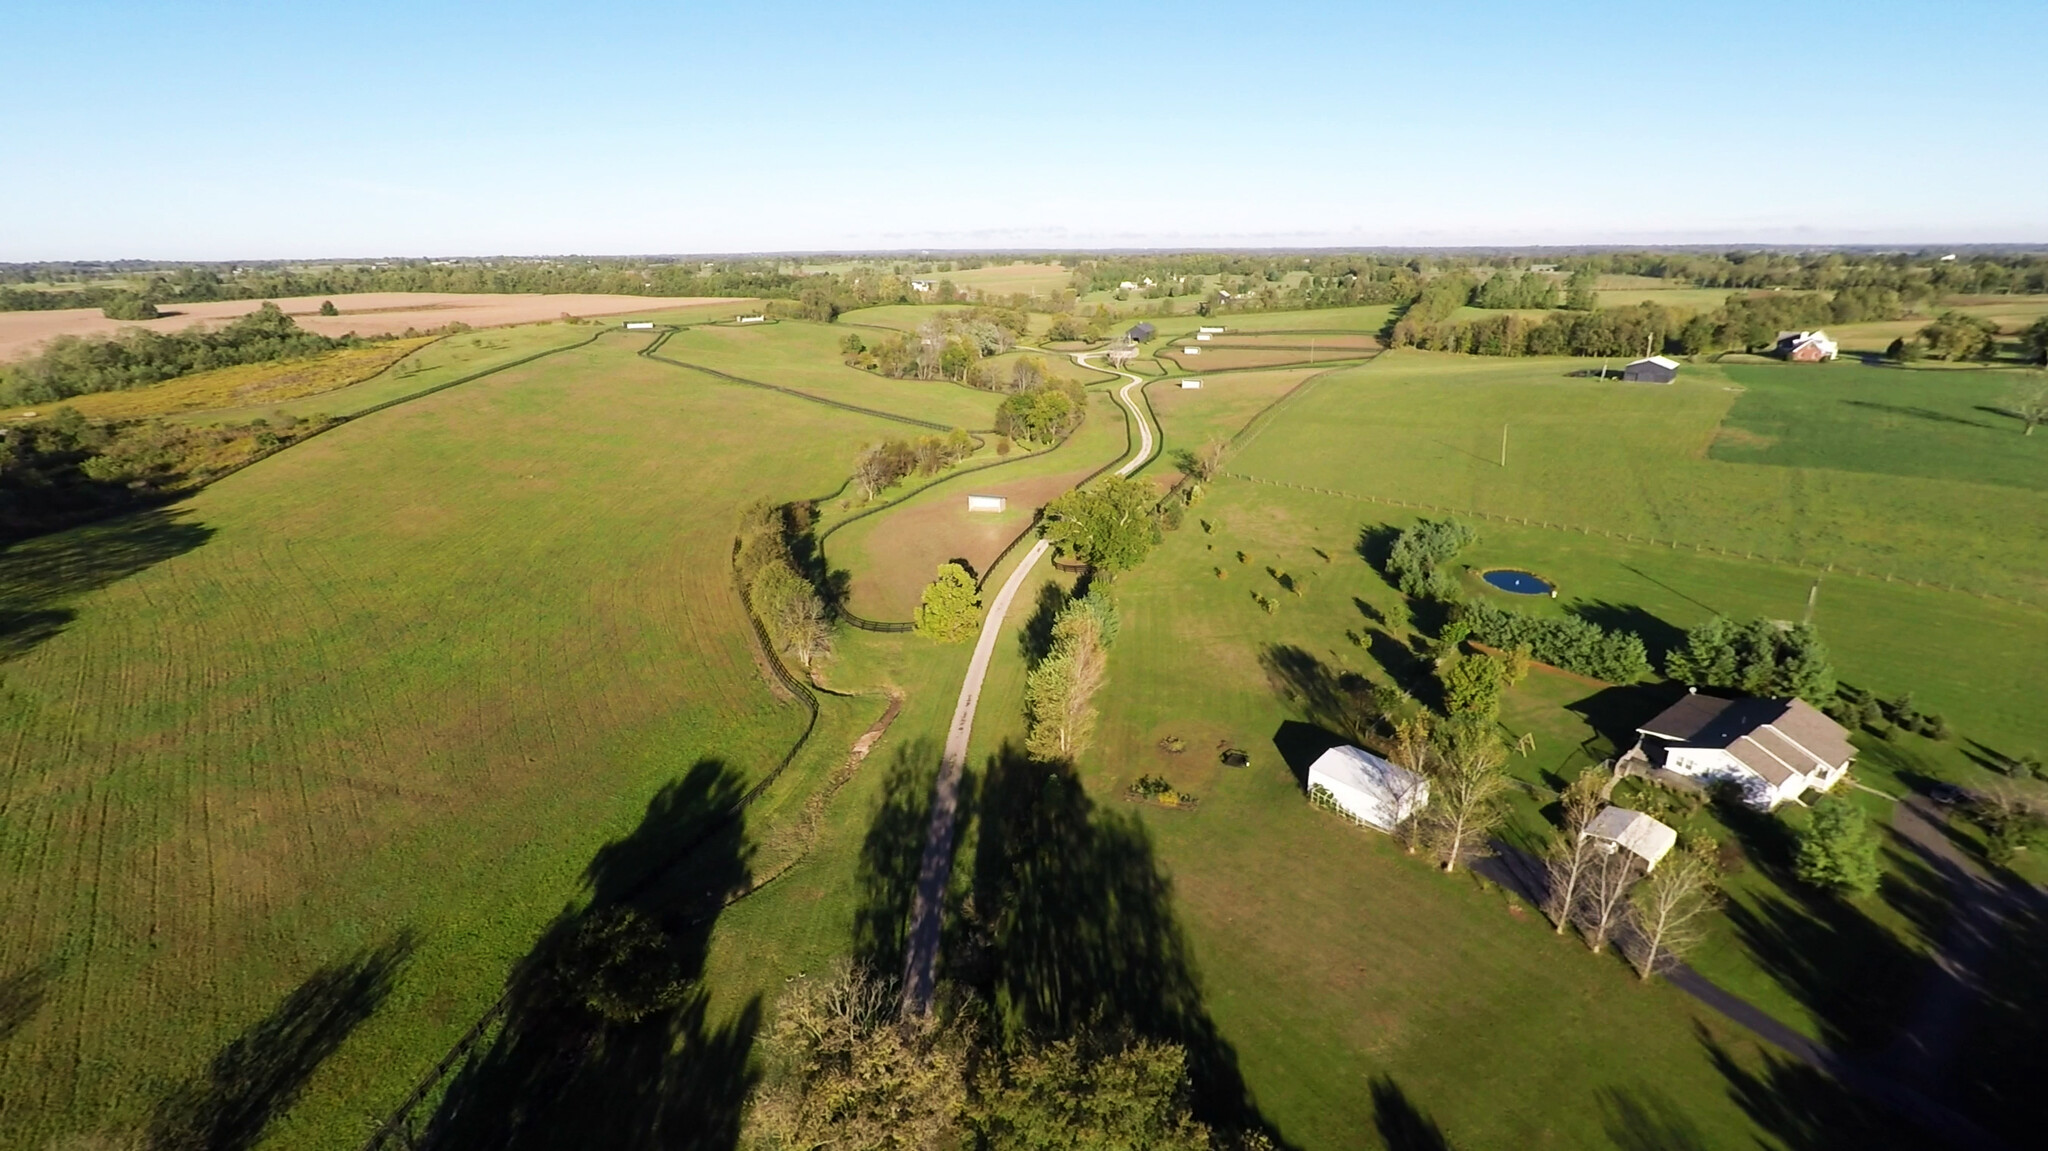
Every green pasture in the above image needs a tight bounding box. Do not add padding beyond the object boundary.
[652,319,1002,430]
[1227,350,2048,602]
[0,331,917,1149]
[1134,367,1327,482]
[1593,287,1745,310]
[186,321,601,423]
[1710,359,2048,489]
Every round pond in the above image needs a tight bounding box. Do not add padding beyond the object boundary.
[1481,568,1554,596]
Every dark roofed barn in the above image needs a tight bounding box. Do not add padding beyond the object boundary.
[1127,322,1156,342]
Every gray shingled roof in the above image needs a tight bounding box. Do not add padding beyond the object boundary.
[1638,693,1854,786]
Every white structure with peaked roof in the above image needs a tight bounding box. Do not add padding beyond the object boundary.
[1307,745,1428,832]
[1628,693,1855,809]
[1581,806,1679,871]
[1774,330,1839,362]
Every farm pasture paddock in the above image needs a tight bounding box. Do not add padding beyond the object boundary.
[0,331,917,1149]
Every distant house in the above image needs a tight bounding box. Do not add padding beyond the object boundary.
[1622,355,1679,383]
[967,494,1007,512]
[1774,330,1839,362]
[1307,745,1429,832]
[911,279,936,293]
[1127,322,1156,342]
[1119,281,1140,290]
[1625,693,1855,809]
[1180,379,1202,389]
[1581,806,1678,871]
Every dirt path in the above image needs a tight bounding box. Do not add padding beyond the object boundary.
[897,351,1156,1017]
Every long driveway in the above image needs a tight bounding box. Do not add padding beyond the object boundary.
[898,351,1154,1015]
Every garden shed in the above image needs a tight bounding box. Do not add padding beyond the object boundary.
[1580,806,1678,871]
[1622,355,1679,383]
[1306,745,1428,832]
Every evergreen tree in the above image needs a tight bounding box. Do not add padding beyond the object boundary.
[1794,797,1882,896]
[914,563,982,643]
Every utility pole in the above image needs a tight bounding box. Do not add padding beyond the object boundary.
[1803,577,1822,624]
[1501,423,1508,468]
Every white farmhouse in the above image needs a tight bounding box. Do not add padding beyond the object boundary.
[1628,693,1854,809]
[1307,745,1428,832]
[1581,806,1678,871]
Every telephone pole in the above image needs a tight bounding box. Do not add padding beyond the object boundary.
[1501,423,1508,468]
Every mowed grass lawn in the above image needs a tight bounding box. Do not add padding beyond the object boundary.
[0,331,917,1149]
[955,498,1779,1149]
[1229,350,2048,602]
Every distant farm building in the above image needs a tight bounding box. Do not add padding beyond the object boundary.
[1581,806,1678,871]
[1182,346,1201,356]
[1127,322,1156,342]
[623,321,656,330]
[1180,379,1202,389]
[1774,330,1839,362]
[1622,355,1679,383]
[1624,693,1855,809]
[1196,332,1212,341]
[911,280,936,293]
[1307,745,1429,832]
[1198,325,1225,334]
[1119,281,1140,290]
[966,494,1007,512]
[736,314,767,324]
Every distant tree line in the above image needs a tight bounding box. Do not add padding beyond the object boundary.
[1389,287,1909,359]
[735,501,833,674]
[0,303,361,405]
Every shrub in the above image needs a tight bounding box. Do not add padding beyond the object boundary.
[1454,600,1649,682]
[1794,797,1882,896]
[1384,518,1475,600]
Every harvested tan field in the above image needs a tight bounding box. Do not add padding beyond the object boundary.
[0,292,746,362]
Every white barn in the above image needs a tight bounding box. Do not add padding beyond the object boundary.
[1307,745,1428,832]
[736,314,767,324]
[623,321,656,330]
[1628,693,1855,809]
[1180,379,1202,389]
[1198,325,1225,334]
[966,494,1007,512]
[1581,806,1678,871]
[1196,332,1212,341]
[1182,346,1201,356]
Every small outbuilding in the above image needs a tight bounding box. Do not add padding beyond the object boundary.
[1181,346,1201,356]
[1622,355,1679,383]
[736,314,767,324]
[1128,322,1156,342]
[623,321,656,331]
[1580,806,1679,871]
[966,494,1007,512]
[911,280,935,293]
[1306,745,1429,832]
[1198,325,1225,334]
[1196,332,1212,341]
[1180,379,1202,389]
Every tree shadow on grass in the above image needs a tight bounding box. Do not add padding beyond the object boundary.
[1570,600,1686,670]
[1698,1030,1933,1150]
[958,743,1276,1137]
[0,961,53,1045]
[1371,1076,1451,1151]
[1597,1084,1709,1151]
[1257,643,1381,748]
[0,507,214,663]
[419,758,761,1151]
[150,934,416,1151]
[851,739,942,975]
[1016,580,1069,665]
[1566,683,1689,762]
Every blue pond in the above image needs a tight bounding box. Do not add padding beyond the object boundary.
[1482,568,1554,595]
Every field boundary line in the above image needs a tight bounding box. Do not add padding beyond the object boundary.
[1219,470,2044,611]
[641,327,972,433]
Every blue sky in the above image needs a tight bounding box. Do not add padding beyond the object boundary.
[4,0,2044,259]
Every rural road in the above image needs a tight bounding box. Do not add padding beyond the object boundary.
[898,349,1155,1015]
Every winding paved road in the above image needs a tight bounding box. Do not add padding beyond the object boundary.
[898,350,1154,1015]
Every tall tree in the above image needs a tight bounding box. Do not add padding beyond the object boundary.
[1625,839,1721,980]
[2004,382,2048,436]
[1542,768,1607,934]
[1025,605,1108,760]
[1039,476,1163,574]
[1577,849,1637,954]
[914,563,982,643]
[1418,720,1509,872]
